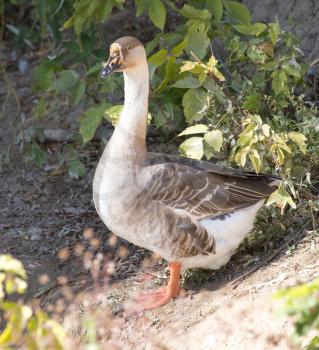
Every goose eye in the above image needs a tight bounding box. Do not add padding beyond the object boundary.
[127,45,132,51]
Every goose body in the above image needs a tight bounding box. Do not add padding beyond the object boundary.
[93,36,279,309]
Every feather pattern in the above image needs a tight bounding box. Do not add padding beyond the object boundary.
[93,36,280,268]
[141,155,278,220]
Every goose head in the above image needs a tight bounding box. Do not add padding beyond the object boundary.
[101,36,146,77]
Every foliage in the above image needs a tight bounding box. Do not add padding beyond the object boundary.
[275,278,319,349]
[3,1,319,205]
[0,255,68,349]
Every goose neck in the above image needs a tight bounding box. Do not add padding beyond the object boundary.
[110,64,149,159]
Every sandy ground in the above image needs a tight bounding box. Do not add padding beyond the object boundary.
[62,231,318,350]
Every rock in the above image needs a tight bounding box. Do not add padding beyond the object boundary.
[28,225,42,241]
[18,58,29,74]
[42,129,74,142]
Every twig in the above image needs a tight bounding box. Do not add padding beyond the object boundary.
[310,58,319,67]
[231,220,312,289]
[155,99,170,124]
[34,283,58,299]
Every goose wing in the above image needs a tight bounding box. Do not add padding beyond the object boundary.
[142,155,278,220]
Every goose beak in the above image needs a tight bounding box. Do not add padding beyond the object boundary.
[100,54,124,78]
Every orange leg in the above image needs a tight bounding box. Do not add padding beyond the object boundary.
[135,262,181,310]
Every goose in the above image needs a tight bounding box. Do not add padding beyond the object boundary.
[93,36,279,310]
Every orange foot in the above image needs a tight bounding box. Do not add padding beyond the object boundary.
[135,262,181,310]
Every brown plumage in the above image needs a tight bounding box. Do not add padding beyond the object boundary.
[94,36,280,310]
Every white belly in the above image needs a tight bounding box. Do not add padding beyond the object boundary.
[180,200,265,269]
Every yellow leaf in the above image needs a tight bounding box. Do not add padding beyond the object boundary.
[207,56,225,81]
[288,131,307,154]
[249,149,261,173]
[261,124,270,137]
[180,61,206,74]
[266,186,296,213]
[180,61,197,72]
[204,130,223,152]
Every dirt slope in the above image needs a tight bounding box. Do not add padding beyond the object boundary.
[62,233,318,350]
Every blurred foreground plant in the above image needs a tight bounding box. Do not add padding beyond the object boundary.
[275,277,319,350]
[0,254,68,349]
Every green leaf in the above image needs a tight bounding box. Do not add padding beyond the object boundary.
[86,62,103,76]
[80,102,110,143]
[186,22,210,60]
[105,105,123,125]
[68,159,85,179]
[52,70,79,93]
[247,45,267,64]
[70,80,86,106]
[206,0,223,21]
[33,64,54,91]
[182,88,209,123]
[243,94,262,112]
[269,22,281,45]
[225,1,251,24]
[179,137,204,159]
[262,61,279,71]
[24,142,45,167]
[63,144,79,161]
[148,49,167,67]
[148,0,166,31]
[288,131,307,154]
[171,39,188,57]
[98,0,116,22]
[233,22,267,36]
[172,76,201,89]
[145,34,161,55]
[179,124,208,136]
[271,70,288,95]
[204,130,223,152]
[249,149,261,173]
[202,78,226,105]
[180,4,212,21]
[237,130,254,147]
[135,0,150,16]
[282,60,301,78]
[266,186,296,212]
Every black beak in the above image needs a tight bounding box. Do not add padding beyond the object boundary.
[100,65,113,78]
[100,54,123,78]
